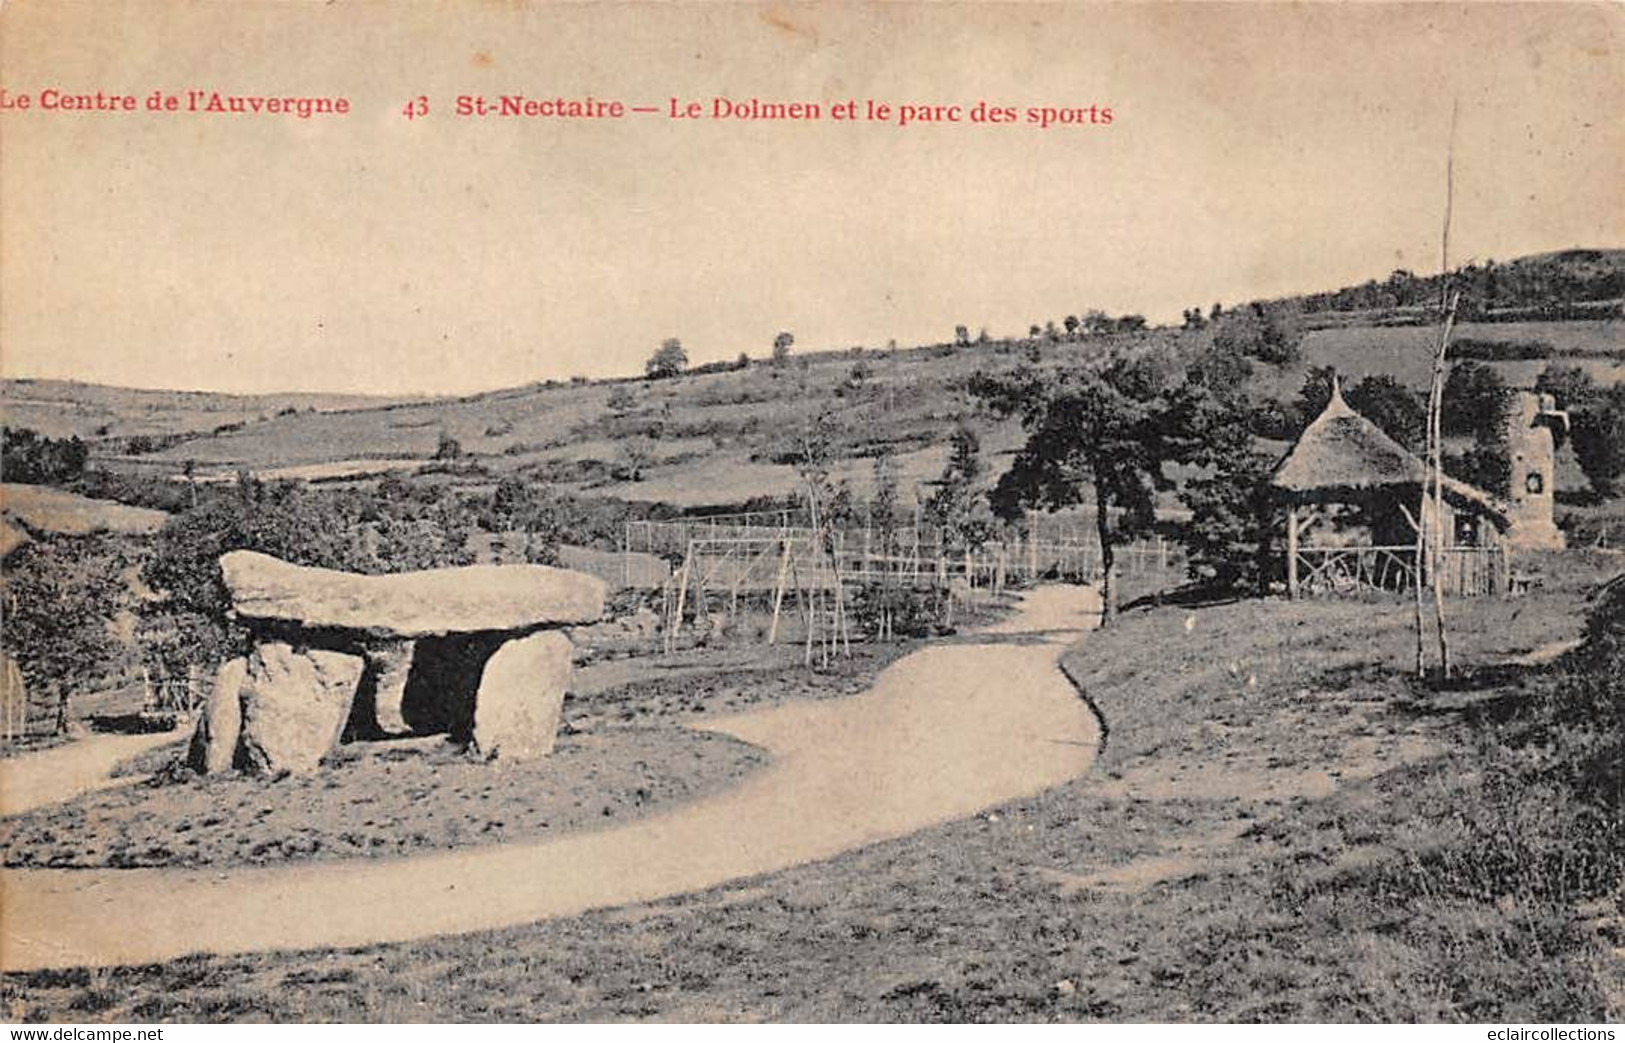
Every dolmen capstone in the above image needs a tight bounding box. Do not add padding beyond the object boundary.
[187,550,605,776]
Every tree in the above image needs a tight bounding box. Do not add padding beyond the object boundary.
[2,534,131,733]
[1213,302,1303,365]
[1063,315,1080,339]
[955,325,971,347]
[1572,383,1625,498]
[434,431,463,460]
[645,337,688,380]
[1163,343,1281,594]
[1535,363,1599,412]
[772,331,794,366]
[1441,361,1510,440]
[1294,365,1341,426]
[1347,375,1427,451]
[925,426,994,554]
[986,356,1175,623]
[869,450,902,556]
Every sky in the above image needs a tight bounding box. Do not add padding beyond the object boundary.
[1,1,1621,396]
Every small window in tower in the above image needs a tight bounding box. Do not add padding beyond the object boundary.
[1525,472,1544,495]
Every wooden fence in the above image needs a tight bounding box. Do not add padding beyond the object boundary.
[1292,544,1509,598]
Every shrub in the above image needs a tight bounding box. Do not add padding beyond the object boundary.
[847,582,942,639]
[1,428,89,485]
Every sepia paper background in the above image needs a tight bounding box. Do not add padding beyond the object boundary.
[1,1,1621,396]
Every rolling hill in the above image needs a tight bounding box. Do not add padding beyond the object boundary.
[4,251,1621,515]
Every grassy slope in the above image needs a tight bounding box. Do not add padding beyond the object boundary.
[5,558,1617,1022]
[68,316,1620,513]
[0,379,419,441]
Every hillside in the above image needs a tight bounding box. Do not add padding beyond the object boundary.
[0,379,422,442]
[5,250,1621,516]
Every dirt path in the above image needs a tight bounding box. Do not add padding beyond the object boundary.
[0,586,1102,972]
[0,732,183,818]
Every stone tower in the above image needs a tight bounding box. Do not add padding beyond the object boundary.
[1504,389,1567,550]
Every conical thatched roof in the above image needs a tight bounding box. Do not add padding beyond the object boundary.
[1272,381,1512,526]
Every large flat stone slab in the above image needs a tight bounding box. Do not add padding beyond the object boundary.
[220,550,606,638]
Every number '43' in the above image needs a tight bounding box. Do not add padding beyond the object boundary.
[402,96,429,120]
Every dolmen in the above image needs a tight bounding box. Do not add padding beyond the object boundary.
[187,550,606,776]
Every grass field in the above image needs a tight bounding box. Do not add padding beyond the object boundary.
[6,557,1616,1022]
[0,379,419,442]
[1259,320,1625,401]
[0,483,168,536]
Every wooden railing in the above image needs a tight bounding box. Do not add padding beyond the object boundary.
[1292,545,1509,598]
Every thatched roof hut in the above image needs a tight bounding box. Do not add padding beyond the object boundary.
[1272,381,1514,598]
[1272,381,1511,528]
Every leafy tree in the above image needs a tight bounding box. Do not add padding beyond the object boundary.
[1063,315,1080,339]
[1294,365,1341,425]
[1535,364,1599,412]
[1213,302,1304,365]
[1572,383,1625,497]
[645,337,688,380]
[986,356,1175,622]
[1162,343,1283,594]
[925,426,994,553]
[772,331,794,366]
[479,476,562,564]
[955,325,971,347]
[869,450,902,555]
[615,438,655,482]
[433,431,463,460]
[1441,361,1511,441]
[1347,375,1427,451]
[2,534,132,733]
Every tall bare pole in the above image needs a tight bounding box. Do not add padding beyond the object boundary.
[1415,99,1460,679]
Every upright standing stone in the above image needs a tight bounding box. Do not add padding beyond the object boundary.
[187,657,246,774]
[238,643,364,774]
[365,641,415,736]
[473,630,573,761]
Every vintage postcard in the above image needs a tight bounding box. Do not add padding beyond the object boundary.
[1,0,1621,1027]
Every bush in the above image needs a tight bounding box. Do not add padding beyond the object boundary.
[2,428,89,484]
[1451,337,1555,361]
[848,582,942,639]
[139,479,476,673]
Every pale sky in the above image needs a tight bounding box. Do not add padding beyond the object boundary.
[1,1,1621,395]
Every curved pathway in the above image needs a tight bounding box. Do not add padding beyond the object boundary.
[0,731,182,818]
[0,586,1102,972]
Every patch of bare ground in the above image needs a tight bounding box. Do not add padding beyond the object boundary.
[1,728,762,870]
[5,559,1617,1022]
[0,607,973,873]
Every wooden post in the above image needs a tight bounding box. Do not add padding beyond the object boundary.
[1287,504,1300,599]
[768,539,793,644]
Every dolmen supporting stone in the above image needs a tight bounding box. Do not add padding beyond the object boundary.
[187,550,606,776]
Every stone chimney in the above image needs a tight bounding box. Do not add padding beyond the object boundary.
[1504,389,1567,550]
